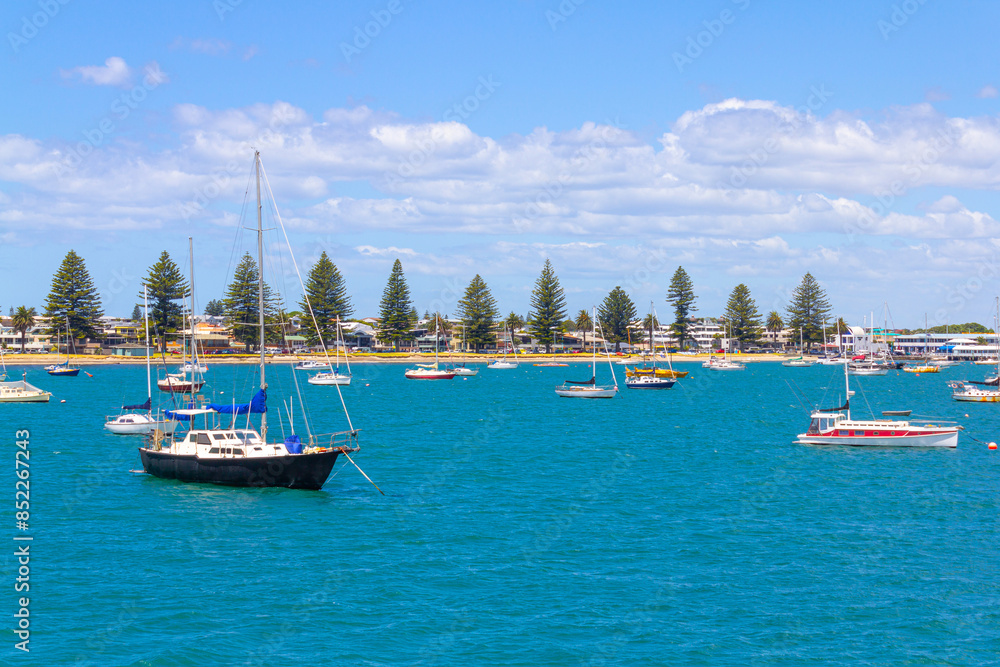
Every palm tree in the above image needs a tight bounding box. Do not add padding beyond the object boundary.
[575,309,592,351]
[766,310,783,347]
[12,306,37,352]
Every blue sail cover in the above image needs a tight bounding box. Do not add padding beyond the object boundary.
[207,389,267,415]
[164,402,195,422]
[123,397,151,411]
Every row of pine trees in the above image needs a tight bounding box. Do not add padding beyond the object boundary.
[10,250,835,353]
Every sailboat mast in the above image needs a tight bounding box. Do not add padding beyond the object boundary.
[188,236,198,368]
[591,307,597,379]
[189,237,198,369]
[143,285,151,402]
[255,151,267,438]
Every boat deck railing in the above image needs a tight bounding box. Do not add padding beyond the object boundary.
[309,430,360,449]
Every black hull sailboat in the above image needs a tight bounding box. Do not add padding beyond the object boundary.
[137,152,362,492]
[139,447,348,490]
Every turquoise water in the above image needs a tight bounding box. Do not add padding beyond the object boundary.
[3,360,1000,665]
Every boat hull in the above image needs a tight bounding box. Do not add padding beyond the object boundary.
[449,367,479,376]
[307,373,352,385]
[404,370,456,379]
[47,368,80,376]
[554,386,618,398]
[796,431,958,447]
[952,391,1000,402]
[0,391,50,403]
[138,448,346,490]
[487,362,517,369]
[105,415,177,435]
[157,378,206,393]
[625,378,675,389]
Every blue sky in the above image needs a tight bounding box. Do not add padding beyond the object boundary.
[2,0,1000,328]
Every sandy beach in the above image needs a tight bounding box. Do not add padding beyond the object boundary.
[3,352,791,365]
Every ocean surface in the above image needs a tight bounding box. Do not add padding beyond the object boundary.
[3,359,999,666]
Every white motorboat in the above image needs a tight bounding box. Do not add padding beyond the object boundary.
[797,363,961,447]
[178,362,208,374]
[949,299,1000,401]
[848,362,888,376]
[296,360,331,370]
[0,371,51,403]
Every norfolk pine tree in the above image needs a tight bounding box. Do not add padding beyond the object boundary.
[598,286,638,352]
[723,284,763,351]
[222,253,277,352]
[786,273,833,351]
[666,266,697,349]
[457,275,499,351]
[298,252,353,346]
[141,251,189,352]
[377,259,414,350]
[43,250,104,342]
[527,259,567,353]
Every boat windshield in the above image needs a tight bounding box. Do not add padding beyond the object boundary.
[807,417,835,434]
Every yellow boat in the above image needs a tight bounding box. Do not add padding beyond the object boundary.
[903,365,939,373]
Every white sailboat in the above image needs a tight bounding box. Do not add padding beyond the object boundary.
[487,324,518,369]
[105,286,178,434]
[448,322,479,376]
[782,327,816,367]
[405,319,456,379]
[45,317,82,376]
[797,361,961,447]
[308,317,352,385]
[706,320,745,371]
[555,308,618,398]
[157,239,206,394]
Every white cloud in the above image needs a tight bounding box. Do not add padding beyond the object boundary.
[977,85,999,99]
[61,56,132,87]
[4,97,1000,322]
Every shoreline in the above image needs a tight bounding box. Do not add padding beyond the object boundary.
[3,352,813,366]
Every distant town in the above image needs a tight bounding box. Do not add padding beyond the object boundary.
[2,313,998,360]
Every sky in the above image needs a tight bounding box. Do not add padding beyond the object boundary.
[2,0,1000,330]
